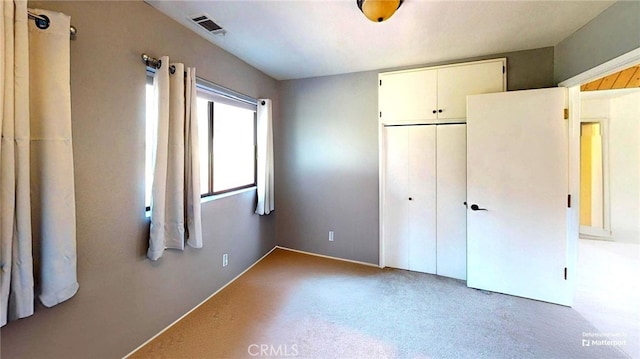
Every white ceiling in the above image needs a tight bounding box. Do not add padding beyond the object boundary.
[146,0,614,80]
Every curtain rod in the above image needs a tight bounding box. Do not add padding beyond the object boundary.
[141,54,179,74]
[142,53,259,107]
[27,11,77,37]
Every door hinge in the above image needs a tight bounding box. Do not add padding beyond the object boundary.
[564,267,567,280]
[567,194,571,208]
[502,65,505,74]
[564,108,569,120]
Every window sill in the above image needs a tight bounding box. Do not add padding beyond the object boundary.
[145,186,256,218]
[201,186,256,203]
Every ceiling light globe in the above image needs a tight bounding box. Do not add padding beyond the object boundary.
[358,0,403,22]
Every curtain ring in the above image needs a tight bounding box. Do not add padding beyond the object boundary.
[34,14,50,30]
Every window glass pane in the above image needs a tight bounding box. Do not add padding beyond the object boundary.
[145,83,156,208]
[197,97,210,195]
[213,103,255,192]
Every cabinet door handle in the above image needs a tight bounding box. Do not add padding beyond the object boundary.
[438,109,443,113]
[432,110,437,114]
[408,197,413,201]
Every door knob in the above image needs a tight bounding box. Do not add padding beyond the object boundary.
[470,204,488,211]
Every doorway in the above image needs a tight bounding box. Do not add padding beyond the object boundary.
[567,60,640,358]
[579,66,640,242]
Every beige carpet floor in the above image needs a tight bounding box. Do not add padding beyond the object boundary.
[574,239,640,358]
[129,248,630,358]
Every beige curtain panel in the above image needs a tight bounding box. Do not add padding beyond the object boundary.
[147,58,202,260]
[255,99,275,215]
[1,1,78,326]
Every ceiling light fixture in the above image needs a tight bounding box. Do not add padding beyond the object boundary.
[357,0,403,22]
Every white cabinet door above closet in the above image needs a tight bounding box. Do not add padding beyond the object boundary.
[379,59,506,125]
[437,61,505,120]
[379,70,437,123]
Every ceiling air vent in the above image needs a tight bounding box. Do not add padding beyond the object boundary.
[190,14,226,35]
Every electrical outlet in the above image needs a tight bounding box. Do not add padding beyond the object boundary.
[223,253,228,267]
[329,231,334,242]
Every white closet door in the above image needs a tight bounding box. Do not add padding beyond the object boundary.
[379,70,437,124]
[408,126,437,274]
[383,126,409,270]
[436,124,467,280]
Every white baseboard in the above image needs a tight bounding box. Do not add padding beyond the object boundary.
[122,246,277,359]
[275,246,380,268]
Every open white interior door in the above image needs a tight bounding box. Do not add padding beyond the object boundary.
[466,88,572,306]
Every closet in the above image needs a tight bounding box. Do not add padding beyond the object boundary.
[379,58,506,280]
[383,124,467,277]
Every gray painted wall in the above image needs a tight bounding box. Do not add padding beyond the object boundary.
[2,1,278,358]
[276,48,556,265]
[276,72,380,264]
[555,1,640,83]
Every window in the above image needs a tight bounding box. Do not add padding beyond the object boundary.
[197,83,257,196]
[145,77,155,209]
[145,75,257,209]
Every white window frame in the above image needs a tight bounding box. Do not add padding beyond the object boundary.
[196,79,258,197]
